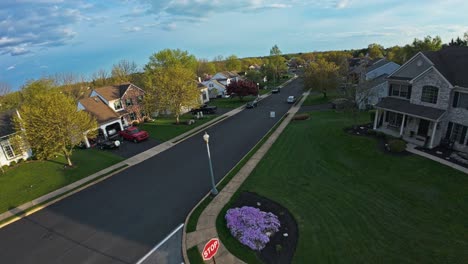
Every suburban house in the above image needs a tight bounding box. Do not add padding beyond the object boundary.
[356,58,400,109]
[202,79,227,98]
[197,83,210,104]
[78,96,124,145]
[0,110,32,167]
[90,83,146,126]
[212,71,240,86]
[373,46,468,152]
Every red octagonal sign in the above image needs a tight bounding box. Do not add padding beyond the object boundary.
[202,238,219,261]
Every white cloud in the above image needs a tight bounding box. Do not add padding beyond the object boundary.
[336,0,350,9]
[124,26,143,32]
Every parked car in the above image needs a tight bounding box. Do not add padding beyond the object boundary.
[246,99,258,109]
[271,88,280,94]
[119,126,149,143]
[287,96,296,104]
[191,104,217,114]
[96,137,121,150]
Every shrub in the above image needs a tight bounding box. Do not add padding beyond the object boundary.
[9,160,17,167]
[388,139,407,153]
[1,165,8,172]
[367,129,377,136]
[132,120,140,126]
[369,110,376,123]
[143,116,151,123]
[375,131,386,138]
[293,113,309,121]
[225,206,281,251]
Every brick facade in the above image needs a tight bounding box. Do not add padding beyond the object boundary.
[121,84,145,124]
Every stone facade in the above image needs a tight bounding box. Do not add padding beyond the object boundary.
[410,68,452,110]
[121,85,145,123]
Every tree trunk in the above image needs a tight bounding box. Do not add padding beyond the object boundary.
[176,114,180,124]
[64,150,73,167]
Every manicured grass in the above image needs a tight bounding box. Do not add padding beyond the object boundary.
[219,111,468,263]
[187,246,204,264]
[0,149,124,214]
[208,96,257,109]
[140,113,219,142]
[302,92,339,106]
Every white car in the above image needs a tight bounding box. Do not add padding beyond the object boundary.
[287,96,296,104]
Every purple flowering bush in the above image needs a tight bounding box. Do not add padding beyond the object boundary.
[225,206,281,251]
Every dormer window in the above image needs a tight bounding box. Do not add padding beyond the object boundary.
[421,86,438,104]
[114,100,123,110]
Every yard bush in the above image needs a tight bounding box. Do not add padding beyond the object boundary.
[387,139,407,153]
[132,120,140,126]
[293,113,309,121]
[367,129,377,136]
[375,131,387,138]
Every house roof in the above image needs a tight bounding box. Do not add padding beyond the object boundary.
[368,74,388,88]
[216,71,239,79]
[93,83,136,101]
[366,58,389,73]
[423,46,468,88]
[79,96,120,125]
[0,110,15,137]
[375,97,446,121]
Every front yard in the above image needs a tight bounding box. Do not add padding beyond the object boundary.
[0,149,124,214]
[140,113,220,142]
[208,96,258,109]
[218,111,467,263]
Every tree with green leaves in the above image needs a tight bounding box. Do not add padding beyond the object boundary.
[225,55,241,71]
[304,58,340,98]
[196,58,216,78]
[111,59,139,84]
[368,43,384,59]
[0,82,12,111]
[268,44,287,83]
[14,82,97,167]
[144,49,200,124]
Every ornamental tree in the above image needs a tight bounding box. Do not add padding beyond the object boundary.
[225,206,281,251]
[226,80,258,100]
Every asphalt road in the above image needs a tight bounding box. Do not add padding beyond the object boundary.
[0,78,305,264]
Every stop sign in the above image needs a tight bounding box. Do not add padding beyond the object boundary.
[202,238,220,261]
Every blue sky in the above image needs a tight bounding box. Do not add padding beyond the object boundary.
[1,0,467,90]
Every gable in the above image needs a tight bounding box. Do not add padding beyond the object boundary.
[389,53,432,79]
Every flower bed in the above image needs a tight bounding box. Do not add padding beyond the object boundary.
[226,206,281,251]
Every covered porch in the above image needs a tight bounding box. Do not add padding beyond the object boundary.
[374,97,446,149]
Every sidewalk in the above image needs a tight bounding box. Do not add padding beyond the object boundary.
[0,76,298,228]
[406,144,468,174]
[183,89,310,264]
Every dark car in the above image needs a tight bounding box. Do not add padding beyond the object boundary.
[271,88,280,94]
[191,104,217,114]
[246,100,258,109]
[96,137,121,150]
[119,126,149,143]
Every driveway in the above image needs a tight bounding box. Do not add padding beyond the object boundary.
[0,78,305,264]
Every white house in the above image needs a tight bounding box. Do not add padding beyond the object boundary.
[0,110,32,167]
[202,79,227,98]
[197,83,210,104]
[212,71,240,86]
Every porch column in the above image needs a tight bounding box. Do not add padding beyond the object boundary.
[399,114,406,136]
[429,121,437,148]
[373,109,379,130]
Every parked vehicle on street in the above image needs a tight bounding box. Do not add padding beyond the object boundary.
[191,104,218,114]
[246,100,258,109]
[271,88,280,94]
[287,96,296,104]
[119,126,149,143]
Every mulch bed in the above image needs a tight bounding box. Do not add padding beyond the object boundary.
[415,145,468,169]
[345,123,412,157]
[229,191,298,264]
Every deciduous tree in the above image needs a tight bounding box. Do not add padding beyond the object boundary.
[225,55,241,71]
[111,59,139,84]
[304,58,340,98]
[267,45,287,83]
[14,83,97,167]
[226,80,258,100]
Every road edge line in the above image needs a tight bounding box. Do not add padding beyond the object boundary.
[136,223,184,264]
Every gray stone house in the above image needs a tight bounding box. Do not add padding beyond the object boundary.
[373,46,468,152]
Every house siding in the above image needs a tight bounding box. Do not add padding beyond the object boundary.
[410,68,451,110]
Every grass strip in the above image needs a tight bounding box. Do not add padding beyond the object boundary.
[187,246,205,264]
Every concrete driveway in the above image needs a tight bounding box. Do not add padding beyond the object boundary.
[0,78,305,264]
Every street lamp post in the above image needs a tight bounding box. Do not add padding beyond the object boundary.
[203,132,218,196]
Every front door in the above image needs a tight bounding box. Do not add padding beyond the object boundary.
[417,119,430,136]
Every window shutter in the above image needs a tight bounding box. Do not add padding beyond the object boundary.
[407,85,412,99]
[453,92,459,108]
[388,84,393,96]
[460,126,467,144]
[445,122,453,140]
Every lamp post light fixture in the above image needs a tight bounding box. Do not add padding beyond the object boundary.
[203,132,218,196]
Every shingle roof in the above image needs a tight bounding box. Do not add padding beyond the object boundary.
[93,83,131,101]
[0,110,15,137]
[79,96,120,125]
[423,46,468,88]
[366,58,389,73]
[375,97,446,121]
[368,74,388,87]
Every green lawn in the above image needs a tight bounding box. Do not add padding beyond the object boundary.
[208,96,257,109]
[0,149,124,214]
[302,92,339,106]
[217,111,468,263]
[140,113,219,142]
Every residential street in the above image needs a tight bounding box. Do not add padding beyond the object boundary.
[0,78,304,264]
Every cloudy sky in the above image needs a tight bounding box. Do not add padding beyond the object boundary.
[1,0,467,90]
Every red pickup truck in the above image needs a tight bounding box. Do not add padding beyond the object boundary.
[119,126,149,143]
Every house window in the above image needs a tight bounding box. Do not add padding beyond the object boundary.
[421,86,438,104]
[390,84,410,99]
[126,98,133,106]
[1,140,20,160]
[209,83,214,87]
[386,112,403,128]
[129,112,137,120]
[202,92,208,101]
[137,95,143,103]
[114,100,123,110]
[450,123,468,144]
[452,92,468,109]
